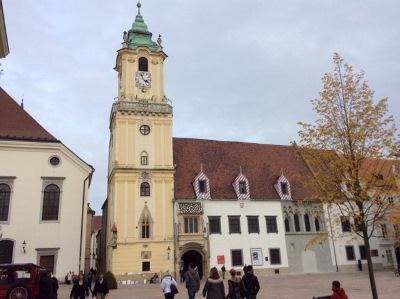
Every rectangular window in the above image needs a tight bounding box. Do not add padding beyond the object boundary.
[381,224,387,238]
[142,261,150,272]
[269,248,281,265]
[228,216,241,234]
[265,216,278,233]
[0,183,11,221]
[208,216,221,234]
[345,246,355,261]
[184,217,198,233]
[247,216,259,234]
[280,182,288,195]
[341,216,351,232]
[239,181,246,194]
[394,224,400,238]
[231,250,243,267]
[141,155,148,165]
[386,249,393,263]
[359,245,367,260]
[199,180,206,193]
[354,216,363,232]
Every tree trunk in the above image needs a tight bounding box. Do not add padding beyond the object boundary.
[363,228,379,299]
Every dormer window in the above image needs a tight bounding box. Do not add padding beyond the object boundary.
[199,180,206,193]
[232,172,250,200]
[281,182,288,195]
[274,174,292,200]
[192,169,211,200]
[139,57,148,71]
[239,181,246,194]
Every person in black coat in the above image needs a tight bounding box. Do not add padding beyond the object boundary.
[39,271,57,299]
[92,272,109,299]
[241,265,260,299]
[70,273,90,299]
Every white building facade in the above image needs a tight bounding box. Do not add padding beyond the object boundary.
[0,88,94,280]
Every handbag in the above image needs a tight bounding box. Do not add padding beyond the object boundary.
[171,283,179,294]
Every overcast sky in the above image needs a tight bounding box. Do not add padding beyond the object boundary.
[2,0,399,213]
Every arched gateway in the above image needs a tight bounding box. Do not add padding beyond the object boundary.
[180,249,205,279]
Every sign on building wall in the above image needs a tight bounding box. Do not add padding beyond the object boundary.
[217,255,225,264]
[250,248,263,266]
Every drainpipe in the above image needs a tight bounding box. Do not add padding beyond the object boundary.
[79,174,91,272]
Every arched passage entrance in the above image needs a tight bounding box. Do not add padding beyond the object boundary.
[395,246,400,268]
[181,250,204,279]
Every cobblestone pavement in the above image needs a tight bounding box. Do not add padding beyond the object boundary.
[58,270,399,299]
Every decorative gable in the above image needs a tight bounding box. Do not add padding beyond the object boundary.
[192,167,211,200]
[274,174,292,200]
[232,171,250,200]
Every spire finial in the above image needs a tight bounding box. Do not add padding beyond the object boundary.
[281,168,284,176]
[137,0,141,15]
[200,164,203,172]
[21,94,24,109]
[239,166,242,174]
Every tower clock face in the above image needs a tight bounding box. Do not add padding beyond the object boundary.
[135,71,152,87]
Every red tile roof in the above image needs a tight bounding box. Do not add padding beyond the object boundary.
[173,138,316,200]
[92,215,102,231]
[0,87,58,141]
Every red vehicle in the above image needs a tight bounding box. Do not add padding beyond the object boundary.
[0,263,47,299]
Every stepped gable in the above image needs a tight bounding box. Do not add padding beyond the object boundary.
[173,137,316,200]
[0,87,58,142]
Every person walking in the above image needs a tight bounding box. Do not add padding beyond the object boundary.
[184,263,200,299]
[226,268,244,299]
[92,272,109,299]
[241,265,260,299]
[202,267,225,299]
[160,270,178,299]
[70,273,90,299]
[221,265,226,279]
[39,270,56,299]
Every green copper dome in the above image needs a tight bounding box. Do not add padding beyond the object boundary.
[126,1,159,52]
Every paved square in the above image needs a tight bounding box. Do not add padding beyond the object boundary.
[57,270,399,299]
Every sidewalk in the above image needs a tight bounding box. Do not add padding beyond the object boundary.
[58,270,399,299]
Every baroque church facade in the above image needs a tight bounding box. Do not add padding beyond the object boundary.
[103,3,399,281]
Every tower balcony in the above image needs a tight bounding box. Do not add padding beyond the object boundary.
[111,100,173,117]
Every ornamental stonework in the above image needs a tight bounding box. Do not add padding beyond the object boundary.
[178,203,203,214]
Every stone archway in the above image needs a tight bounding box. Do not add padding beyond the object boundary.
[181,249,204,279]
[395,246,400,268]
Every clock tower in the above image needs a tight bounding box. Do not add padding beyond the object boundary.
[106,1,175,279]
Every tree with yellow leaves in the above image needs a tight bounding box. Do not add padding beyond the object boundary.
[297,53,400,299]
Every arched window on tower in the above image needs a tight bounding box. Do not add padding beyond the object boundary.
[304,214,311,232]
[314,218,321,232]
[294,214,301,232]
[139,57,148,72]
[142,216,150,239]
[284,217,291,233]
[140,182,150,196]
[140,151,148,165]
